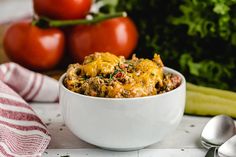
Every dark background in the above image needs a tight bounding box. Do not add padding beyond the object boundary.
[116,0,236,91]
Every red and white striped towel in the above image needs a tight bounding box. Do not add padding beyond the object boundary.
[0,62,59,157]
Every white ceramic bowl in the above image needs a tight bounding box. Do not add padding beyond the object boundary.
[59,67,186,151]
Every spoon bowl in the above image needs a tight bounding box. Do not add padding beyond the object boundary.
[205,135,236,157]
[201,115,236,149]
[218,135,236,157]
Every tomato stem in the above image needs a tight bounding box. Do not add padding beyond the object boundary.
[40,12,127,27]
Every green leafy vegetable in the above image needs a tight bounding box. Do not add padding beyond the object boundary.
[114,0,236,91]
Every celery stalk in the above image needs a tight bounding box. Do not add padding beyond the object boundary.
[185,90,236,117]
[187,83,236,101]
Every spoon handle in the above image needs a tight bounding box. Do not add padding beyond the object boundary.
[205,147,218,157]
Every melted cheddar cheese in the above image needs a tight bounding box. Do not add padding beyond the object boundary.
[64,52,179,98]
[82,52,122,77]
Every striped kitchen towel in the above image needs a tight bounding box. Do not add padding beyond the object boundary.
[0,62,59,157]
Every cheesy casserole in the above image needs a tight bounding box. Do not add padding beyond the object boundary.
[64,52,181,98]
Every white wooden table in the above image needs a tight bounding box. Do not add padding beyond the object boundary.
[31,103,210,157]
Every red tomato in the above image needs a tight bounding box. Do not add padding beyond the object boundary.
[33,0,92,20]
[3,22,65,71]
[68,17,138,62]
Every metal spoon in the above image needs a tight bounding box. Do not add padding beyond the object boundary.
[205,135,236,157]
[218,134,236,157]
[201,115,236,149]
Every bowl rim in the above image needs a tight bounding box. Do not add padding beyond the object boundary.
[59,66,186,101]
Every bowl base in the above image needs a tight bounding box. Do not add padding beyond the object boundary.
[99,146,145,152]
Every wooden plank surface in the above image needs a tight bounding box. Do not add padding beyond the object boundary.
[42,148,206,157]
